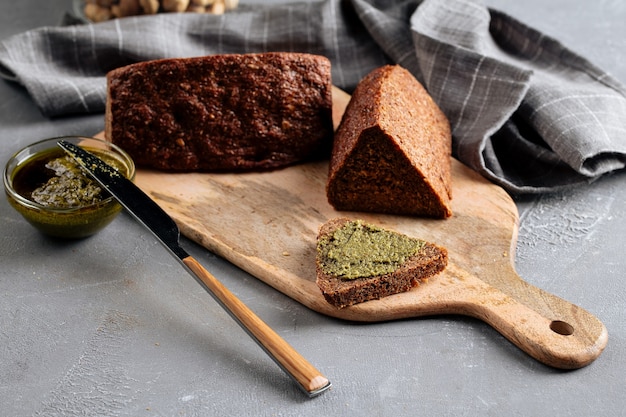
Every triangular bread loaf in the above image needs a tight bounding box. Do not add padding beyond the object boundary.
[316,218,448,308]
[326,65,453,218]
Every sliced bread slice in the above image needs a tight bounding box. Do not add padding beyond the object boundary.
[316,218,448,308]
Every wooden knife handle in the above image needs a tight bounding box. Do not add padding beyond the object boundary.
[182,256,331,397]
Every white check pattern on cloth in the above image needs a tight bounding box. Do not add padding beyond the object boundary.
[1,0,625,193]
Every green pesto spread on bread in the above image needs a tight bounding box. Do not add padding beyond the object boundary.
[315,218,448,308]
[317,219,426,280]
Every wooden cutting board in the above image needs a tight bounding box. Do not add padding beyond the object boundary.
[96,87,607,369]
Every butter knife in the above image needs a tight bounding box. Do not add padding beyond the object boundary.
[57,140,331,398]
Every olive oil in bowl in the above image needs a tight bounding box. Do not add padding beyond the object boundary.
[4,137,135,238]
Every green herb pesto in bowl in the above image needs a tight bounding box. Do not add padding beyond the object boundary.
[3,136,135,239]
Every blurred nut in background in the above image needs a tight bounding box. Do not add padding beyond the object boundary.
[162,0,190,13]
[83,0,238,21]
[138,0,159,14]
[114,0,142,17]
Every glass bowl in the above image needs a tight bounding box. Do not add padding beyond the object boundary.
[4,136,135,239]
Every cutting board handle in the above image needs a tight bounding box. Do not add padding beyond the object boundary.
[447,264,608,369]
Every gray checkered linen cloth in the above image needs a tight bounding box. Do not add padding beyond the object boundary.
[1,0,625,194]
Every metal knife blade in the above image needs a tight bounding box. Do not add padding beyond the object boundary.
[57,140,331,397]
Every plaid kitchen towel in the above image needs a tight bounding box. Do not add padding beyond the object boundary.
[0,0,625,193]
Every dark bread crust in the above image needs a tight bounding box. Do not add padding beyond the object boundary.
[105,53,333,171]
[327,65,452,218]
[316,218,448,308]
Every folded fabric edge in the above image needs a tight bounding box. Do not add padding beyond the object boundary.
[581,151,626,177]
[477,160,601,194]
[0,44,19,81]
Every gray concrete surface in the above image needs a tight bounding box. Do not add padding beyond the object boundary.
[1,1,625,415]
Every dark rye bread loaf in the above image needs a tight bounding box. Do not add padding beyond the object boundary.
[105,53,333,171]
[327,65,453,218]
[316,218,448,308]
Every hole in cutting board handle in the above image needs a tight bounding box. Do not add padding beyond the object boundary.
[550,320,575,336]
